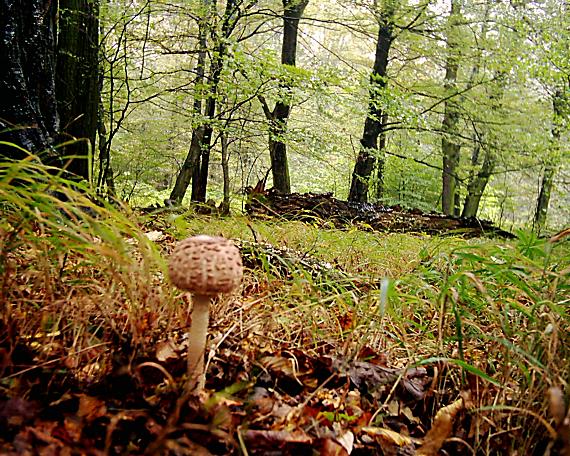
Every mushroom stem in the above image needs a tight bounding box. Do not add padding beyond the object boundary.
[186,294,211,390]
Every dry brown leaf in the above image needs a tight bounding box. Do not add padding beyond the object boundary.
[77,394,107,422]
[362,426,415,446]
[156,338,179,362]
[416,397,464,456]
[548,387,570,456]
[318,437,350,456]
[335,430,355,454]
[549,387,567,425]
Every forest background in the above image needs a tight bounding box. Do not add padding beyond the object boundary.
[1,0,569,231]
[1,1,570,453]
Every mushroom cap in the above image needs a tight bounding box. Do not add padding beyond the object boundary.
[168,235,243,296]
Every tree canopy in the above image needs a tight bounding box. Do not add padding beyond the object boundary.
[1,0,568,230]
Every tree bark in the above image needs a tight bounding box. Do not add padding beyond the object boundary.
[374,113,388,200]
[533,165,555,232]
[261,0,308,194]
[0,0,61,167]
[441,0,462,216]
[533,89,564,232]
[193,50,225,202]
[461,146,494,218]
[348,12,393,203]
[220,132,231,215]
[169,0,210,203]
[56,0,100,181]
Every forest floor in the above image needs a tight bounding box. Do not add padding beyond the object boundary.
[1,172,569,455]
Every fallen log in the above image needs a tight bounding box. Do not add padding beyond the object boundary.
[246,189,514,238]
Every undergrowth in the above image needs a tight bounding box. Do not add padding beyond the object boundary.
[1,158,568,454]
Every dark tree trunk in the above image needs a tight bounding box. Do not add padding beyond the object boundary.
[533,165,555,232]
[170,0,235,203]
[170,126,204,203]
[220,132,231,215]
[374,113,388,200]
[169,2,209,203]
[461,146,494,218]
[348,16,393,203]
[194,92,219,202]
[56,0,100,181]
[263,0,308,194]
[96,98,115,198]
[0,0,61,167]
[441,0,461,216]
[533,89,565,232]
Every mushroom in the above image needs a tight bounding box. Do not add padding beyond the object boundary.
[168,235,243,390]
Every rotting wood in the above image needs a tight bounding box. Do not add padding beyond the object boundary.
[246,189,515,238]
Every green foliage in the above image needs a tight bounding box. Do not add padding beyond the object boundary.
[95,0,570,229]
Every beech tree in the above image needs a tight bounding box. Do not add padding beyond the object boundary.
[258,0,309,194]
[440,0,462,216]
[56,0,100,180]
[348,0,395,203]
[0,0,61,167]
[170,0,258,203]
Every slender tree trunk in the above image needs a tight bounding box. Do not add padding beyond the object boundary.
[96,99,115,198]
[441,0,462,215]
[194,53,224,202]
[172,0,235,203]
[533,89,564,232]
[0,0,61,167]
[220,132,231,215]
[533,165,555,232]
[348,14,393,203]
[169,0,209,203]
[462,80,503,218]
[374,113,388,200]
[56,0,100,181]
[461,146,494,217]
[261,0,308,194]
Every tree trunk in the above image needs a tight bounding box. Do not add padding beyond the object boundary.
[220,132,231,215]
[348,15,393,203]
[263,0,308,194]
[193,56,224,202]
[533,165,555,232]
[0,0,61,167]
[461,77,504,218]
[441,0,462,216]
[96,99,115,198]
[169,1,209,203]
[56,0,100,181]
[374,113,388,200]
[533,89,564,232]
[172,0,234,203]
[461,146,494,218]
[170,126,204,203]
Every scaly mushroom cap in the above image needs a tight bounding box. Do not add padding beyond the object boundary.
[168,235,243,295]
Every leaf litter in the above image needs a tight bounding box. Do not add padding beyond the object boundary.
[1,210,568,455]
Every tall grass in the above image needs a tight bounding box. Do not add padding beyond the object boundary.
[170,212,569,452]
[1,153,567,453]
[0,156,176,385]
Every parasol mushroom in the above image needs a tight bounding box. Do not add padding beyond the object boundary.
[168,235,243,390]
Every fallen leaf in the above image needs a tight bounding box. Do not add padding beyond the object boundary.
[317,437,350,455]
[417,397,464,456]
[156,338,179,362]
[77,394,107,422]
[362,427,416,456]
[335,430,355,454]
